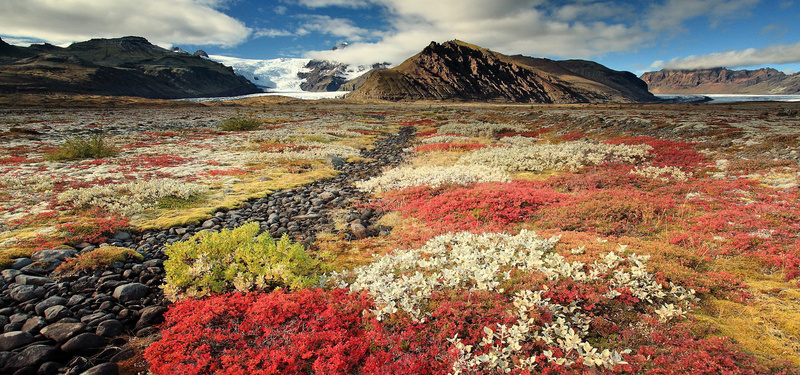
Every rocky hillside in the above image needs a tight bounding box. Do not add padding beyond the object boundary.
[0,36,260,99]
[347,40,656,103]
[641,68,800,95]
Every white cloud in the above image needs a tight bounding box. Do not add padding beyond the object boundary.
[297,0,371,8]
[650,41,800,70]
[0,0,250,47]
[646,0,760,32]
[254,28,295,38]
[299,15,374,41]
[274,6,288,15]
[306,0,649,66]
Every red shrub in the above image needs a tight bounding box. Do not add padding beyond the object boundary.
[145,289,376,375]
[383,181,570,233]
[536,189,675,236]
[605,136,708,170]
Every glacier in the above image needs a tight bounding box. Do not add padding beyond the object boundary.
[209,55,311,91]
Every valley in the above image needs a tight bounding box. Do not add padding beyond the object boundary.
[1,98,799,374]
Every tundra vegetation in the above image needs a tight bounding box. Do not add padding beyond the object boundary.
[2,100,800,374]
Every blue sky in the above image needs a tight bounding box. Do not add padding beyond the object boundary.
[1,0,799,74]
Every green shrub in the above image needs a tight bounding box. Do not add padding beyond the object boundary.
[46,133,119,161]
[163,222,329,300]
[219,116,261,131]
[54,246,143,276]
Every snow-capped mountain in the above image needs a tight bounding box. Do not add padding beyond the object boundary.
[208,55,379,93]
[209,55,311,91]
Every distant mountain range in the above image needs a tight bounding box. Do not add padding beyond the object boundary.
[347,40,656,103]
[641,68,800,95]
[0,36,259,99]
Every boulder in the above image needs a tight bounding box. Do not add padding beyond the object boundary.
[0,331,35,351]
[4,345,57,369]
[9,285,37,302]
[80,362,119,375]
[60,333,106,354]
[30,249,77,262]
[43,305,72,322]
[134,306,167,330]
[40,322,86,343]
[34,297,68,315]
[112,283,148,304]
[96,320,123,338]
[15,275,54,286]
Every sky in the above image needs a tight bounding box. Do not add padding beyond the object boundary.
[1,0,799,75]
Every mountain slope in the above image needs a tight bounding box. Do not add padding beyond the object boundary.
[641,68,800,95]
[347,40,656,103]
[0,36,260,99]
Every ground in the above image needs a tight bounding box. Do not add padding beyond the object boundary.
[1,96,799,374]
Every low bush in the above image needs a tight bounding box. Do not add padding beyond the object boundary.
[46,133,119,161]
[163,222,330,300]
[219,115,261,131]
[54,246,143,276]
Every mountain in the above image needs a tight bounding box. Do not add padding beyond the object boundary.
[640,68,800,95]
[347,40,656,103]
[0,36,260,99]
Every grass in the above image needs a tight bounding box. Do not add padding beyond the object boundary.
[45,133,119,161]
[54,246,144,276]
[218,115,261,131]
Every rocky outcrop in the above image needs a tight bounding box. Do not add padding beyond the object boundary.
[0,36,260,99]
[347,40,656,103]
[640,68,800,95]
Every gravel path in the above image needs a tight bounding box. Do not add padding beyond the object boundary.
[0,126,416,375]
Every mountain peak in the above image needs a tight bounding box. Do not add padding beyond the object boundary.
[348,40,655,103]
[641,67,799,95]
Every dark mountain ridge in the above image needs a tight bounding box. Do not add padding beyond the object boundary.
[640,67,800,95]
[347,40,656,103]
[0,36,260,99]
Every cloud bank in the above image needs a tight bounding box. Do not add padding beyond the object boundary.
[0,0,250,47]
[651,41,800,70]
[301,0,763,67]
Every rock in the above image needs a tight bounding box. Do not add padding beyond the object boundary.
[0,331,35,351]
[318,191,335,201]
[111,231,131,241]
[201,219,216,229]
[21,317,47,333]
[4,345,57,369]
[43,305,72,322]
[37,361,61,375]
[30,249,77,262]
[325,155,345,169]
[40,322,86,343]
[11,258,33,270]
[142,259,162,268]
[9,285,37,302]
[60,333,105,354]
[2,269,22,281]
[35,297,68,315]
[15,275,54,286]
[112,283,148,304]
[13,366,37,375]
[80,362,119,375]
[134,306,168,330]
[20,259,61,275]
[96,320,123,337]
[350,222,368,240]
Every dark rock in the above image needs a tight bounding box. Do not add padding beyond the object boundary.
[112,283,148,304]
[110,347,135,363]
[13,367,37,375]
[134,306,167,330]
[350,223,368,240]
[2,269,22,281]
[9,285,37,302]
[37,361,61,375]
[15,275,54,287]
[11,258,33,270]
[35,297,68,315]
[60,333,105,354]
[43,306,72,322]
[21,317,47,333]
[31,249,77,262]
[0,331,35,351]
[80,362,119,375]
[95,320,123,337]
[4,345,57,369]
[111,231,131,241]
[20,259,61,275]
[40,322,86,343]
[142,259,162,268]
